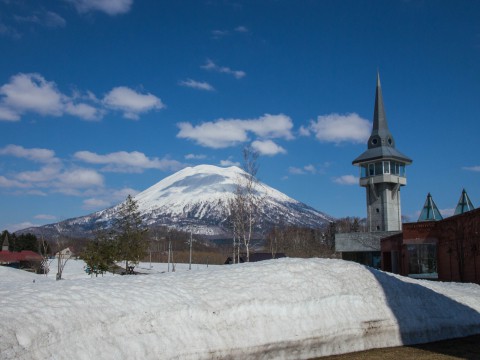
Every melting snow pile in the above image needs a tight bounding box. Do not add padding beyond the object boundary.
[1,258,480,359]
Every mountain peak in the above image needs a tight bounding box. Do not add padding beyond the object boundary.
[19,164,334,239]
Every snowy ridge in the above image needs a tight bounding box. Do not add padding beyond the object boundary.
[20,165,333,238]
[1,258,480,359]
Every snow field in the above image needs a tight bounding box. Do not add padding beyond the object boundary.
[1,258,480,359]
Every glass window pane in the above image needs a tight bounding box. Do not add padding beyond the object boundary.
[361,165,367,178]
[369,163,375,176]
[375,162,382,175]
[383,161,390,174]
[407,244,438,279]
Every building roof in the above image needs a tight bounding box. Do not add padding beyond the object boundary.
[353,73,412,165]
[0,250,43,263]
[454,189,475,215]
[418,193,443,221]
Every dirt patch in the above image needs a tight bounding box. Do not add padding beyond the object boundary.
[316,334,480,359]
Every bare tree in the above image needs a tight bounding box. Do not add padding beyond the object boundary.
[54,237,71,280]
[39,237,52,276]
[228,147,262,262]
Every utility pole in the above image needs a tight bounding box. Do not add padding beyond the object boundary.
[189,232,193,270]
[167,239,171,272]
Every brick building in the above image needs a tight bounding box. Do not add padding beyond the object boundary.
[381,205,480,284]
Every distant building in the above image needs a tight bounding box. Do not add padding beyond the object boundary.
[335,73,412,267]
[381,189,479,284]
[55,247,74,260]
[0,235,43,271]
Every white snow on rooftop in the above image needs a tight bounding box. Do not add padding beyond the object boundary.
[1,258,480,359]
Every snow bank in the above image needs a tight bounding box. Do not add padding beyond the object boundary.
[1,258,479,359]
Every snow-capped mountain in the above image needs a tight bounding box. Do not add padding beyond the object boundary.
[20,165,333,238]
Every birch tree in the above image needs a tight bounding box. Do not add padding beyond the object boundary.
[229,147,262,262]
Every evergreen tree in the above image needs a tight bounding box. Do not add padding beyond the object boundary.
[82,231,116,276]
[114,195,149,273]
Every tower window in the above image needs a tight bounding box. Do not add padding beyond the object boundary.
[376,226,380,230]
[368,163,375,176]
[371,138,378,145]
[376,208,380,213]
[383,161,390,174]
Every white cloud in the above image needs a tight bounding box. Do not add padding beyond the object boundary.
[0,105,20,121]
[65,102,103,121]
[185,154,207,160]
[82,187,139,210]
[288,165,316,175]
[211,30,229,39]
[6,222,38,232]
[0,22,21,39]
[0,73,105,122]
[177,114,294,149]
[333,175,359,185]
[309,113,371,144]
[67,0,133,15]
[74,150,183,172]
[34,214,57,220]
[179,79,215,91]
[251,140,286,156]
[0,175,31,188]
[15,11,66,28]
[103,86,164,120]
[0,144,59,163]
[16,164,61,183]
[220,159,240,167]
[0,73,164,122]
[462,165,480,172]
[0,73,64,117]
[201,59,246,79]
[298,125,311,137]
[288,167,306,175]
[304,165,316,174]
[82,198,110,210]
[235,26,248,33]
[57,168,104,189]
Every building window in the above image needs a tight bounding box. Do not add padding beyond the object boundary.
[361,165,368,178]
[383,161,390,174]
[407,244,438,279]
[368,163,375,176]
[375,162,383,176]
[376,208,380,213]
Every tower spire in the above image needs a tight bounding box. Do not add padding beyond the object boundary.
[369,72,394,149]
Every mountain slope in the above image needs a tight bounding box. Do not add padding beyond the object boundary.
[19,165,333,238]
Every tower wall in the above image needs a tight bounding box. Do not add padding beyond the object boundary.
[366,183,402,232]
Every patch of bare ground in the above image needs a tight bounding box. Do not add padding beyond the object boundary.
[316,334,480,360]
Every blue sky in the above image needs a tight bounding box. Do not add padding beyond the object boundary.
[1,0,480,232]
